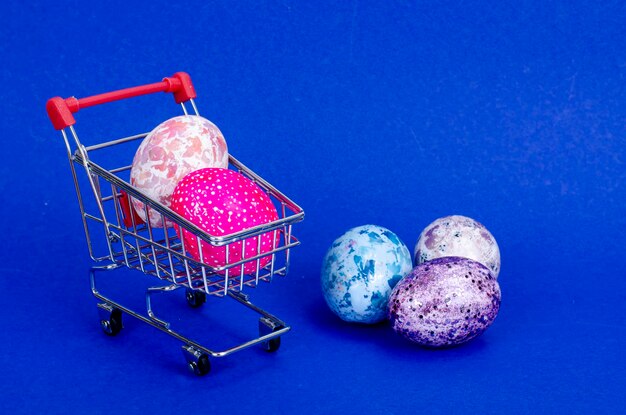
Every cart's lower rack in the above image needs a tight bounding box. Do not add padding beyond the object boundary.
[91,263,289,376]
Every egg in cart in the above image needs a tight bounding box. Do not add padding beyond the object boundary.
[46,73,305,376]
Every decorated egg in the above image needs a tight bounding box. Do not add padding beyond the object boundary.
[320,225,413,324]
[130,115,229,227]
[388,256,501,347]
[170,168,279,275]
[414,215,501,278]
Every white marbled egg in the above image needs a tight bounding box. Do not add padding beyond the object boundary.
[129,115,228,227]
[414,215,501,278]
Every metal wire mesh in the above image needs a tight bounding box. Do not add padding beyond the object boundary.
[69,132,303,297]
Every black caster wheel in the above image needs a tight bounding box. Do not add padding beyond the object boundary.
[259,317,284,352]
[189,353,211,376]
[183,345,211,376]
[266,335,281,353]
[186,288,206,308]
[101,308,122,336]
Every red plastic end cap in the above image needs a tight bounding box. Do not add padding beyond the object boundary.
[169,72,196,104]
[46,97,76,130]
[119,191,145,228]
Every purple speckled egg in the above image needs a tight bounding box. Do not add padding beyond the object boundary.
[388,257,501,347]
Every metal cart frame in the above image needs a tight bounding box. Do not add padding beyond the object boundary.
[46,72,305,375]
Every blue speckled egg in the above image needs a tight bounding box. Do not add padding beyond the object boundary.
[321,225,413,324]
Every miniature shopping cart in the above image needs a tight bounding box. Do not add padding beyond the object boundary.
[46,72,304,375]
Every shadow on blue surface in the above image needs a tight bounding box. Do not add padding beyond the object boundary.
[306,295,492,357]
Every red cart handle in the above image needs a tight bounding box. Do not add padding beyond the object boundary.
[46,72,196,130]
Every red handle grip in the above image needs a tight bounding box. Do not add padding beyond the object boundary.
[46,72,196,130]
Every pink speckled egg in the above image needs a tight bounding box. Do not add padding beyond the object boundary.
[170,168,279,275]
[130,115,229,227]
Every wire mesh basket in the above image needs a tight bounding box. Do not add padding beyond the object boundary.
[46,72,304,375]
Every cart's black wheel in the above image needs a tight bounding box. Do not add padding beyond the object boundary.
[101,308,122,336]
[189,354,211,376]
[266,336,281,353]
[186,289,206,308]
[262,324,284,352]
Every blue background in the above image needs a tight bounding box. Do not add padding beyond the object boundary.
[1,1,624,413]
